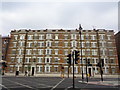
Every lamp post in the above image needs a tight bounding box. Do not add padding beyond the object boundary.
[79,24,84,81]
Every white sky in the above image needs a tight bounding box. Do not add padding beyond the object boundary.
[0,0,119,36]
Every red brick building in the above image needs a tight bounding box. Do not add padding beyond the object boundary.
[6,29,119,75]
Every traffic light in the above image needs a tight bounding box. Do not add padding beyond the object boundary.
[75,51,79,64]
[101,59,104,67]
[67,54,71,65]
[2,62,7,67]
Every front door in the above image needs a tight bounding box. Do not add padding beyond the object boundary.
[88,68,91,76]
[32,67,34,76]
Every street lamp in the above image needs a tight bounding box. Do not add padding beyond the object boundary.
[78,24,84,81]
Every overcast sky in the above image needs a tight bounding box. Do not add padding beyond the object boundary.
[0,0,119,36]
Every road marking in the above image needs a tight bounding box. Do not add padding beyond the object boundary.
[50,78,65,90]
[3,78,35,89]
[0,84,9,90]
[16,77,53,88]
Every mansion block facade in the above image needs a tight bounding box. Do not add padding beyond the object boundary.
[6,29,119,75]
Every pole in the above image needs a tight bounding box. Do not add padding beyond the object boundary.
[79,26,84,81]
[73,51,75,89]
[96,30,103,81]
[68,65,70,78]
[86,58,88,82]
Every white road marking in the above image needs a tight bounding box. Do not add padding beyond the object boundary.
[17,78,53,88]
[0,84,9,90]
[50,78,65,90]
[4,78,34,89]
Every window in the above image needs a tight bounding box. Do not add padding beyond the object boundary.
[33,49,37,55]
[110,59,114,63]
[17,58,22,63]
[82,49,85,55]
[109,50,113,56]
[39,34,44,40]
[20,35,25,40]
[86,41,90,47]
[91,35,96,40]
[38,57,42,63]
[71,41,77,47]
[12,49,16,54]
[91,42,96,47]
[38,42,44,47]
[38,49,43,55]
[25,57,30,63]
[46,49,52,55]
[54,66,58,72]
[92,49,97,55]
[64,42,68,47]
[100,50,105,55]
[64,35,68,40]
[11,57,15,62]
[46,34,52,39]
[45,57,51,63]
[86,49,90,55]
[108,42,112,47]
[14,35,18,40]
[34,34,39,39]
[55,49,58,55]
[18,49,23,55]
[55,34,58,39]
[107,35,111,40]
[39,66,43,72]
[85,34,89,40]
[71,34,76,39]
[28,35,33,40]
[26,49,32,55]
[55,41,59,46]
[45,66,51,72]
[71,66,78,73]
[54,57,59,63]
[13,42,17,47]
[46,41,52,47]
[27,42,32,47]
[19,41,24,46]
[64,50,68,55]
[99,34,105,40]
[81,35,84,40]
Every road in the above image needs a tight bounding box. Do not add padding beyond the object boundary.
[1,77,119,90]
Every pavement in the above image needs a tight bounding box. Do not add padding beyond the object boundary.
[2,73,119,78]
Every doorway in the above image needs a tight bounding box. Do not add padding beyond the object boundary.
[88,68,91,76]
[32,67,34,76]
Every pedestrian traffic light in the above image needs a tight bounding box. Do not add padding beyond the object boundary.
[67,54,71,65]
[75,51,79,64]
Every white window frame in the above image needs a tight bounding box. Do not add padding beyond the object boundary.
[55,34,58,39]
[45,57,51,63]
[38,57,42,63]
[28,35,33,40]
[46,34,52,39]
[55,49,58,55]
[39,34,44,40]
[38,49,43,55]
[38,66,43,72]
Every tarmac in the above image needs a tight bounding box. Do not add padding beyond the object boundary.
[1,73,120,87]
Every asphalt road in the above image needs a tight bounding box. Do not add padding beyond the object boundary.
[1,77,119,90]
